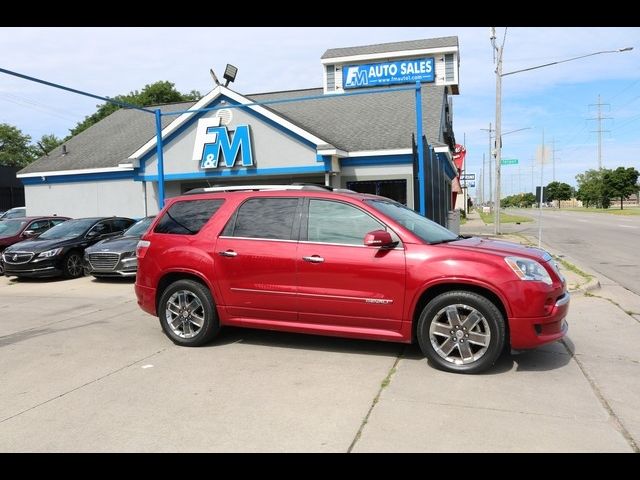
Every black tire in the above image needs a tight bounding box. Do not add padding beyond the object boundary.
[158,279,220,347]
[416,290,505,374]
[62,252,84,278]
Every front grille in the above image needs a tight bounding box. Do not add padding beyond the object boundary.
[88,252,120,270]
[3,251,34,264]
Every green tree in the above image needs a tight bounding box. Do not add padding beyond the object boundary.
[545,181,573,208]
[69,81,201,138]
[36,134,63,155]
[576,168,611,208]
[603,166,640,210]
[0,123,37,168]
[521,192,536,207]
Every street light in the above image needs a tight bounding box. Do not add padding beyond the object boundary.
[490,28,633,234]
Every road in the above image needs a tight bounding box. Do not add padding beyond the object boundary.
[501,209,640,295]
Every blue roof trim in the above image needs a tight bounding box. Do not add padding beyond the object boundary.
[21,170,135,185]
[136,165,327,182]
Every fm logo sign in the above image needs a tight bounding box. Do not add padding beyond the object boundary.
[192,117,254,169]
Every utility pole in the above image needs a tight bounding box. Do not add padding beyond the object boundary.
[589,94,611,169]
[481,153,486,204]
[551,137,556,182]
[538,128,545,248]
[480,123,495,206]
[530,159,535,193]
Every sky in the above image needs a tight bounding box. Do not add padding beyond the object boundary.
[0,27,638,199]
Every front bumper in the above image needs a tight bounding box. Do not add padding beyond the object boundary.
[3,254,65,278]
[509,292,570,349]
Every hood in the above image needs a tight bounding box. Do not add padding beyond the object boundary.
[0,235,20,248]
[444,237,551,262]
[5,236,82,253]
[85,236,139,254]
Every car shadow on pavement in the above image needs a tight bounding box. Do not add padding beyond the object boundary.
[90,277,136,284]
[206,326,404,359]
[7,276,71,283]
[403,342,572,374]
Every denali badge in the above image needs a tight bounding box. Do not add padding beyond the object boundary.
[365,298,393,304]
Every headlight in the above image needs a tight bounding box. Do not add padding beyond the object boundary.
[121,251,135,259]
[37,248,63,258]
[504,256,552,285]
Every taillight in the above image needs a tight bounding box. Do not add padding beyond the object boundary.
[136,240,151,259]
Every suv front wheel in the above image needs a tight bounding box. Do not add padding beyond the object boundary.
[417,290,505,374]
[158,279,220,346]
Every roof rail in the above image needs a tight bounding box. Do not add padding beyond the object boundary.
[184,184,330,195]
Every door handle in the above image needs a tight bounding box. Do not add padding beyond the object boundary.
[302,255,324,263]
[218,250,238,257]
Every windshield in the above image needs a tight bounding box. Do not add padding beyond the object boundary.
[366,199,459,244]
[124,217,154,237]
[0,208,26,220]
[0,219,27,237]
[38,218,97,240]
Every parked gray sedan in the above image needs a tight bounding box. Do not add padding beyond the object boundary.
[84,216,154,278]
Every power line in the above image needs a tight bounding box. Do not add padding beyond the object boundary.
[588,94,612,169]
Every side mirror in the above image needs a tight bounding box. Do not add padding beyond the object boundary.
[22,230,38,238]
[364,230,395,249]
[86,230,99,238]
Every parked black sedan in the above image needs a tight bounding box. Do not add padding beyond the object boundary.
[2,217,135,279]
[84,216,155,278]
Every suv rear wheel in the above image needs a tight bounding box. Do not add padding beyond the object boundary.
[417,291,505,374]
[158,279,220,346]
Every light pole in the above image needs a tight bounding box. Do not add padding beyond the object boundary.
[490,27,633,234]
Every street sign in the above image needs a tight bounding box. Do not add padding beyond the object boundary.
[501,158,518,165]
[460,173,475,180]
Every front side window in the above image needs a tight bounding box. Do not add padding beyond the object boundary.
[154,199,224,235]
[307,200,384,246]
[366,199,458,244]
[27,220,50,233]
[88,222,111,236]
[228,198,299,240]
[39,218,98,240]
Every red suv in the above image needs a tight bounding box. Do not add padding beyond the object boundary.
[135,185,569,374]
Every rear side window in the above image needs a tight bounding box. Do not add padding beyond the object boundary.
[154,199,224,235]
[227,198,299,240]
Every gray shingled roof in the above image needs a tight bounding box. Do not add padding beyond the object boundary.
[321,36,458,60]
[20,85,448,174]
[249,86,446,151]
[19,102,195,175]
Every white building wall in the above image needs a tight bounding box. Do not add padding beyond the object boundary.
[25,179,146,218]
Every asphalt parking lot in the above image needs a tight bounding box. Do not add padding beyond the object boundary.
[0,275,638,452]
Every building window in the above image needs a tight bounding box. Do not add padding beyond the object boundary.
[346,179,407,206]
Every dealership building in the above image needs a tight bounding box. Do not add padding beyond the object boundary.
[18,36,461,220]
